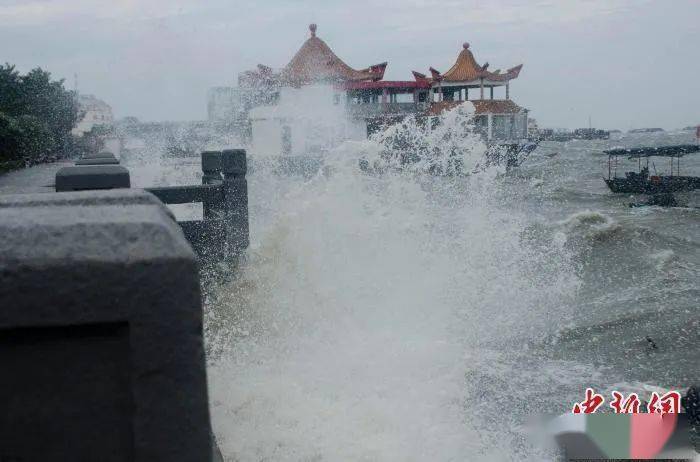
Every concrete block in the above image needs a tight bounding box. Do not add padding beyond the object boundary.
[0,189,176,221]
[0,190,211,461]
[222,149,249,258]
[84,151,118,159]
[56,165,130,191]
[222,149,246,177]
[201,151,222,176]
[75,157,120,165]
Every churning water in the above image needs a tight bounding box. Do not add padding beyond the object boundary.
[3,109,695,460]
[203,109,582,461]
[197,111,698,460]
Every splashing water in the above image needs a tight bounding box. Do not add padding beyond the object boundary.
[205,107,581,460]
[360,103,487,176]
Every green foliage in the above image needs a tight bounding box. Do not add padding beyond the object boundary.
[0,63,78,169]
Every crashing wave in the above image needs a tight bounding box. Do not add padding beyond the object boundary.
[358,105,498,176]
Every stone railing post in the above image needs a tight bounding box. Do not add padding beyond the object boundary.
[201,150,223,219]
[0,189,212,461]
[221,149,249,260]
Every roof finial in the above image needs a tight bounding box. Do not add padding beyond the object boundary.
[463,42,470,50]
[309,23,317,37]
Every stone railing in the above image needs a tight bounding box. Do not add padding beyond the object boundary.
[0,189,215,461]
[55,149,249,265]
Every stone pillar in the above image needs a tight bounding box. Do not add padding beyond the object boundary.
[201,150,223,219]
[56,165,130,191]
[490,87,494,100]
[382,88,388,104]
[465,88,469,101]
[506,82,510,100]
[487,113,493,141]
[0,190,212,461]
[480,79,484,100]
[222,149,249,260]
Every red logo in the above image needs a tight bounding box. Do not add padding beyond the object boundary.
[572,389,682,414]
[572,388,605,414]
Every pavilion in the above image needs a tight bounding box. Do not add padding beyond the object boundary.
[236,25,530,154]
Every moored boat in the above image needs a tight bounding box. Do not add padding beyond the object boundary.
[603,144,700,194]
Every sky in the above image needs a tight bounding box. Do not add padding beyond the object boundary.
[1,0,698,129]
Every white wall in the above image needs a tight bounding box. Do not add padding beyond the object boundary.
[248,84,366,157]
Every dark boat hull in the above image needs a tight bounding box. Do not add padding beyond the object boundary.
[605,176,700,194]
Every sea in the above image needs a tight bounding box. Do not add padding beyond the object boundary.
[1,117,697,460]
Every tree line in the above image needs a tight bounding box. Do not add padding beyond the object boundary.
[0,64,79,171]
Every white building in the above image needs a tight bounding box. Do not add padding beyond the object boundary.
[248,85,366,156]
[71,94,114,137]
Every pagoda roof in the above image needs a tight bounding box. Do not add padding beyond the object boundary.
[280,24,386,86]
[434,43,522,83]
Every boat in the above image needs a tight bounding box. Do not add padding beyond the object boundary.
[538,128,610,142]
[627,128,665,134]
[604,144,700,194]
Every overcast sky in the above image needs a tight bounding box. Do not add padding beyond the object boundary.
[2,0,698,129]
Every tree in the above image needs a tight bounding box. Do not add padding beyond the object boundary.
[0,63,78,168]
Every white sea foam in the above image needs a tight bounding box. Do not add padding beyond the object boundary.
[555,209,621,242]
[649,249,676,271]
[206,107,579,460]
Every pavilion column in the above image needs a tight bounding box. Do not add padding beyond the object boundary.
[487,113,493,141]
[480,78,484,100]
[465,88,469,101]
[382,88,388,104]
[490,87,494,100]
[506,82,510,100]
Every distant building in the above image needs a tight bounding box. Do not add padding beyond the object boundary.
[72,94,113,136]
[207,87,244,122]
[212,24,530,155]
[527,117,539,138]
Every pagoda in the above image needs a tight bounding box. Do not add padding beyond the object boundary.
[280,24,386,86]
[238,24,385,91]
[422,42,528,140]
[221,25,531,155]
[428,42,522,102]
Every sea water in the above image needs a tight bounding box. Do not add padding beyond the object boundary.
[1,104,690,460]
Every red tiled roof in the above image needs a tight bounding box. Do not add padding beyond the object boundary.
[427,99,524,116]
[472,99,523,113]
[412,71,428,81]
[436,43,522,83]
[280,24,386,85]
